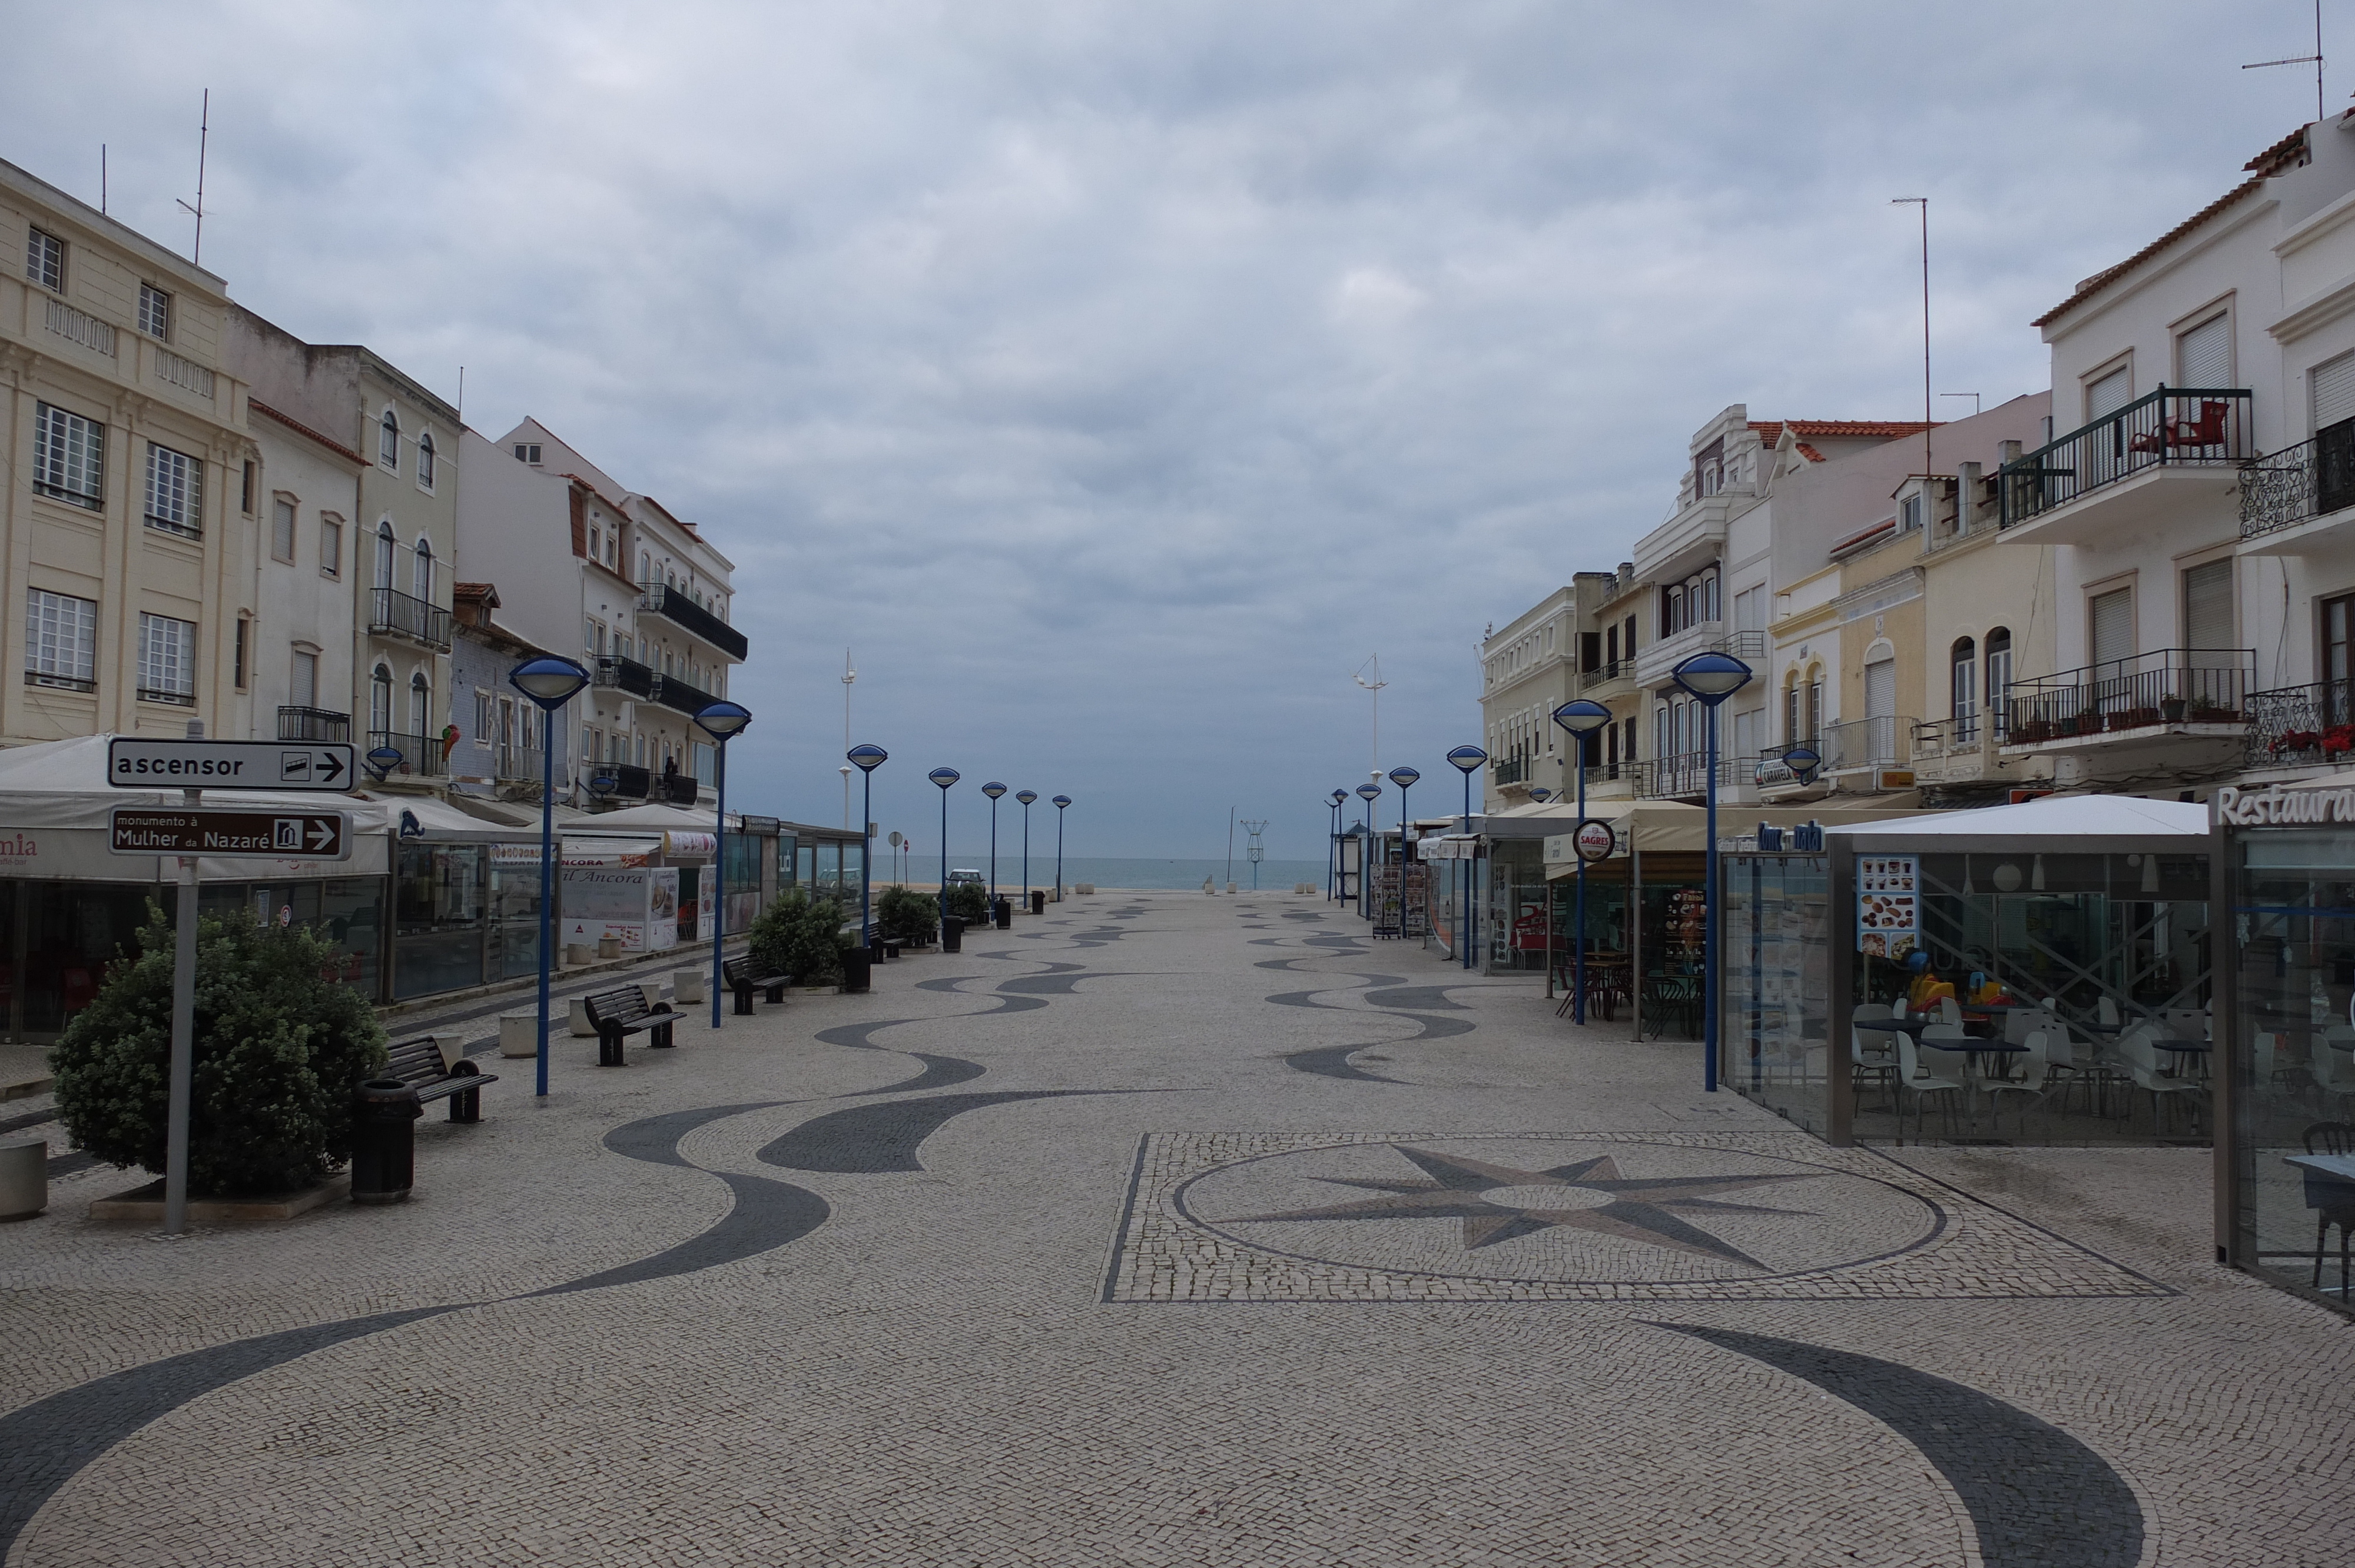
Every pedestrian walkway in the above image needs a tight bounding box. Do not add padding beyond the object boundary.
[2,893,2349,1565]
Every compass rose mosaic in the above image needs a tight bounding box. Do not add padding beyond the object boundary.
[1103,1132,2172,1303]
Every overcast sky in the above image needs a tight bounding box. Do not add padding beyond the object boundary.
[5,1,2337,856]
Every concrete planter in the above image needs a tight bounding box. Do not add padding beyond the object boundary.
[673,968,706,1005]
[0,1138,45,1220]
[568,996,597,1037]
[564,943,594,967]
[597,936,623,961]
[498,1011,539,1058]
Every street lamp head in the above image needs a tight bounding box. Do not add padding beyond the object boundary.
[1445,745,1488,774]
[1527,786,1553,802]
[928,767,961,790]
[1551,698,1614,735]
[1670,650,1754,706]
[508,654,591,709]
[694,700,752,742]
[1053,794,1072,809]
[1355,783,1382,802]
[1016,789,1037,805]
[588,771,619,799]
[981,780,1007,800]
[1329,788,1348,806]
[1387,766,1421,789]
[1781,742,1823,782]
[364,745,404,781]
[847,743,888,773]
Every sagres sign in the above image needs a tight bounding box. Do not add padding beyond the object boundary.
[2213,783,2355,826]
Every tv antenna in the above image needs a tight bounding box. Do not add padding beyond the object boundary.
[840,648,856,829]
[1241,819,1268,890]
[2245,2,2325,122]
[176,89,210,264]
[1353,654,1387,785]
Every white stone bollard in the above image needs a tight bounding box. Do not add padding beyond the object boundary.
[673,967,706,1005]
[0,1138,46,1220]
[596,936,623,961]
[497,1011,539,1058]
[568,996,596,1037]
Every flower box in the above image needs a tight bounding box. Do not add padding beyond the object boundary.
[2107,707,2162,732]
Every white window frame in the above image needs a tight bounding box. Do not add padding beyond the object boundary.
[136,612,197,704]
[144,443,203,537]
[25,228,63,291]
[138,283,171,341]
[291,648,319,710]
[379,408,401,470]
[271,496,298,564]
[416,431,437,492]
[25,589,97,690]
[32,403,105,510]
[320,514,343,579]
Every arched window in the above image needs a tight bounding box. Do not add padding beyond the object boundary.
[409,671,430,739]
[639,552,651,586]
[375,521,396,590]
[1985,628,2014,739]
[379,408,400,470]
[416,431,436,489]
[413,537,433,602]
[1951,637,1978,742]
[370,665,393,733]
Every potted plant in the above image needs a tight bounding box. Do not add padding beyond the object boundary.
[2108,706,2161,732]
[877,885,940,947]
[2160,695,2187,723]
[2190,705,2243,725]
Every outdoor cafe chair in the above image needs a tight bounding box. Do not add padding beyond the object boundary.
[1850,1034,1896,1111]
[2120,1026,2203,1136]
[1982,1031,2055,1138]
[2301,1123,2355,1296]
[1896,1034,1963,1140]
[1936,995,1963,1026]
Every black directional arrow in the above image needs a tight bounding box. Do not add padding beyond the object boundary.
[316,751,344,784]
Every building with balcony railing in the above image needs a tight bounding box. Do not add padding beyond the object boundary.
[277,706,351,743]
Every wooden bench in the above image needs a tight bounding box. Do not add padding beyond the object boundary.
[582,986,676,1066]
[722,955,792,1016]
[380,1035,498,1123]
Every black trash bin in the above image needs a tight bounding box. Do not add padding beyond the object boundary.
[841,944,872,993]
[1030,889,1046,916]
[351,1078,423,1205]
[994,896,1012,930]
[942,915,964,952]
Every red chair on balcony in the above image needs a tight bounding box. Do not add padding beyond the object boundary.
[2129,400,2231,459]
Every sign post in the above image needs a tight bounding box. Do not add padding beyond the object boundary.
[107,729,358,1233]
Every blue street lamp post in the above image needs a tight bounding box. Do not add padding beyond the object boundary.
[509,655,592,1096]
[1551,700,1614,1024]
[928,768,960,922]
[1387,767,1420,930]
[1354,782,1382,916]
[849,744,889,951]
[1445,747,1487,971]
[1052,795,1072,900]
[981,782,1006,909]
[1326,789,1347,901]
[1671,650,1754,1092]
[694,701,754,1029]
[1016,790,1037,911]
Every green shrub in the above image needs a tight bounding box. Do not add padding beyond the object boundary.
[877,885,939,945]
[52,908,388,1196]
[748,888,848,985]
[944,881,988,925]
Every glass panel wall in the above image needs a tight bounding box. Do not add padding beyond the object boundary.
[20,882,155,1034]
[392,845,485,999]
[1721,855,1830,1135]
[487,853,542,981]
[2229,826,2355,1312]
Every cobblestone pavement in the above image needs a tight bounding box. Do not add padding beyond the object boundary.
[3,893,2351,1566]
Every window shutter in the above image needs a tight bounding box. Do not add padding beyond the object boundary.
[2313,350,2355,431]
[1865,658,1896,719]
[2182,560,2233,651]
[2087,367,2132,420]
[2090,587,2134,666]
[2177,314,2231,389]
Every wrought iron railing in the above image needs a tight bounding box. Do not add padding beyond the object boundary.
[2245,678,2355,766]
[1999,386,2251,527]
[1580,659,1631,690]
[366,729,447,777]
[1712,629,1767,662]
[639,583,748,660]
[2004,647,2254,743]
[1820,714,1914,772]
[660,772,699,806]
[591,763,651,800]
[1634,751,1748,798]
[368,587,453,650]
[277,706,350,742]
[652,671,721,717]
[595,655,658,699]
[1492,756,1528,786]
[2241,417,2355,539]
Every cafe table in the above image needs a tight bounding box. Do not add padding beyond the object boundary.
[2284,1152,2355,1295]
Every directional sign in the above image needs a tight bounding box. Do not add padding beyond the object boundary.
[109,809,350,861]
[107,738,354,791]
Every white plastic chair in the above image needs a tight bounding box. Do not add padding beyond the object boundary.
[2097,995,2122,1029]
[2320,1031,2355,1114]
[1896,1034,1963,1140]
[1850,1034,1895,1109]
[1982,1031,2053,1137]
[1936,995,1963,1026]
[2120,1026,2203,1135]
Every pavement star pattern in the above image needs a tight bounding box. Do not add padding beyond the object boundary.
[1236,1145,1817,1267]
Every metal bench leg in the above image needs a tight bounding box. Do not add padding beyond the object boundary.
[600,1026,626,1067]
[450,1087,480,1124]
[733,984,754,1016]
[765,983,787,1003]
[652,1020,675,1048]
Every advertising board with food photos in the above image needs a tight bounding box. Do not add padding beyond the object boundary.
[1855,853,1918,959]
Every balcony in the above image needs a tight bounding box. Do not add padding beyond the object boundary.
[652,671,722,718]
[2245,679,2355,770]
[366,729,447,778]
[1821,714,1913,775]
[1634,751,1749,800]
[1492,756,1529,786]
[595,655,658,700]
[2239,418,2355,556]
[1906,716,2022,788]
[2002,648,2254,755]
[589,763,651,801]
[369,588,453,651]
[493,745,545,783]
[1580,657,1634,692]
[661,773,700,807]
[1997,387,2250,545]
[639,583,748,661]
[277,706,350,743]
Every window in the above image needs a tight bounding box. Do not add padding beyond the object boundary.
[2177,312,2231,389]
[375,522,395,590]
[1900,494,1925,533]
[515,443,541,464]
[417,431,437,490]
[138,284,171,340]
[1693,437,1726,499]
[320,516,342,578]
[413,537,434,602]
[1986,629,2012,738]
[379,408,400,470]
[582,725,596,765]
[409,672,430,738]
[2089,585,2134,667]
[2313,350,2355,433]
[144,443,203,536]
[590,524,601,561]
[24,589,97,691]
[272,499,297,563]
[1659,569,1719,637]
[2182,559,2234,651]
[136,613,196,704]
[291,649,318,709]
[2087,364,2132,422]
[583,616,599,653]
[240,461,255,515]
[233,616,249,690]
[1733,585,1763,635]
[25,227,63,291]
[640,552,651,585]
[475,689,493,741]
[370,666,393,732]
[32,403,104,510]
[1951,637,1977,742]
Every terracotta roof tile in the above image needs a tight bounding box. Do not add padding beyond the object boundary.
[1749,420,1936,446]
[248,398,364,466]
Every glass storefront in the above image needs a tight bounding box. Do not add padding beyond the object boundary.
[724,833,761,932]
[1720,855,1830,1136]
[392,844,486,999]
[2227,824,2355,1312]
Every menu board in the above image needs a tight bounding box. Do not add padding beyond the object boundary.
[1855,854,1919,959]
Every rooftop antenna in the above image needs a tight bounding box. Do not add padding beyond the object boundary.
[2244,1,2325,122]
[1892,197,1931,481]
[100,144,106,215]
[1353,654,1387,786]
[175,89,209,264]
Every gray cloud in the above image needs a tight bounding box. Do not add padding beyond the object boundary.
[5,0,2329,853]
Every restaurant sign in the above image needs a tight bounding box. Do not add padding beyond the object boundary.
[2212,783,2355,826]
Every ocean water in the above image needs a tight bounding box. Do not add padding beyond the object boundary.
[880,856,1332,892]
